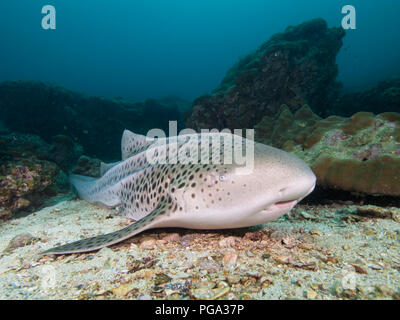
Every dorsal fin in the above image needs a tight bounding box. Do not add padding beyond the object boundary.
[121,129,155,160]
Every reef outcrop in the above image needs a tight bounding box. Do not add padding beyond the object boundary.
[71,155,102,178]
[332,78,400,117]
[255,105,400,197]
[187,19,345,130]
[0,81,190,161]
[0,133,76,220]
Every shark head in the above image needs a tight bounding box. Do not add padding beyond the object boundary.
[244,142,316,222]
[161,139,316,229]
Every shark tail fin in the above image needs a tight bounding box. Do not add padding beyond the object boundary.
[42,218,146,255]
[41,197,169,255]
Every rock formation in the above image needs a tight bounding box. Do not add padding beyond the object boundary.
[187,19,345,130]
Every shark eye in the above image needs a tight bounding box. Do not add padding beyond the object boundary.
[219,175,227,181]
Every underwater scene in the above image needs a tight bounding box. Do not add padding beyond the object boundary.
[0,0,399,301]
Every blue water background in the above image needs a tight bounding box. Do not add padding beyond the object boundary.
[0,0,399,101]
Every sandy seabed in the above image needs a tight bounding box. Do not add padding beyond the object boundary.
[0,198,399,300]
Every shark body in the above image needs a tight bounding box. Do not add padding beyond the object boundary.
[42,130,316,255]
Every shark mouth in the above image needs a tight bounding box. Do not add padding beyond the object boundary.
[273,199,298,209]
[272,182,316,210]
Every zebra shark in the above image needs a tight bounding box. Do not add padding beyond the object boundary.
[42,129,316,254]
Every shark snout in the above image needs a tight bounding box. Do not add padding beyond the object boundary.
[277,170,316,204]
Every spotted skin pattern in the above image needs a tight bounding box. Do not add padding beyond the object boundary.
[43,131,239,255]
[42,130,316,255]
